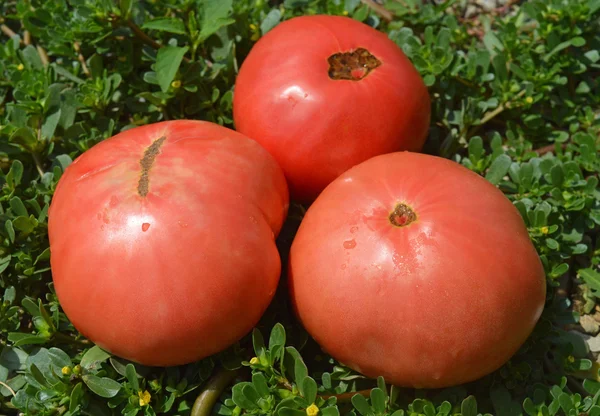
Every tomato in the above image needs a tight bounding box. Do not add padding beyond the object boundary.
[48,120,288,366]
[233,15,430,202]
[288,152,546,388]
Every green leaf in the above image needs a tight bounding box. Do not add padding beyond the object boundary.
[232,382,259,410]
[302,377,317,404]
[278,409,306,416]
[579,268,600,292]
[321,407,340,416]
[82,374,122,398]
[269,323,286,350]
[370,388,386,414]
[461,396,477,416]
[3,286,16,303]
[261,9,282,34]
[8,333,48,346]
[351,394,372,416]
[4,220,15,243]
[70,382,84,413]
[485,155,512,185]
[80,346,111,370]
[199,0,235,42]
[48,348,71,368]
[155,46,189,93]
[544,40,572,61]
[41,109,62,140]
[483,31,504,54]
[294,356,308,393]
[6,160,24,189]
[468,137,484,162]
[142,18,186,34]
[490,386,520,416]
[557,393,574,413]
[125,363,139,391]
[120,0,133,19]
[252,328,266,357]
[522,398,537,416]
[252,373,270,398]
[21,45,43,69]
[10,197,28,217]
[0,347,28,371]
[29,363,49,387]
[550,165,564,186]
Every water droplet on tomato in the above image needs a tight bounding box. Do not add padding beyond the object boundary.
[142,223,150,232]
[350,226,358,233]
[178,221,188,228]
[343,239,356,249]
[109,195,119,207]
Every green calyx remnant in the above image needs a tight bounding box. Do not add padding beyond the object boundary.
[327,48,381,80]
[389,203,417,227]
[138,136,166,197]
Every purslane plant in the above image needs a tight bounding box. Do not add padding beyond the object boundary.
[1,0,599,415]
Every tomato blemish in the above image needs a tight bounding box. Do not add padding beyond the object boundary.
[328,48,381,81]
[343,239,356,249]
[138,136,167,197]
[389,203,416,227]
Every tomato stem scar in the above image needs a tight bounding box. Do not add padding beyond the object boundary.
[389,203,417,227]
[328,48,381,81]
[138,136,166,197]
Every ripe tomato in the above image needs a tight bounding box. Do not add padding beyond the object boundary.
[48,120,288,366]
[233,15,430,202]
[288,152,546,388]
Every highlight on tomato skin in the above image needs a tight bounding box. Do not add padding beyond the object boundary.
[47,120,289,367]
[288,151,547,389]
[233,14,431,203]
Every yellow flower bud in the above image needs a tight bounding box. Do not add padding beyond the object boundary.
[17,64,24,71]
[342,11,349,16]
[61,366,71,375]
[171,80,181,88]
[306,404,319,416]
[567,355,575,363]
[249,357,259,365]
[525,97,533,104]
[541,226,549,234]
[138,390,151,406]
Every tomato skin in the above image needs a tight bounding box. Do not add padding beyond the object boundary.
[233,15,430,202]
[48,121,288,366]
[288,152,546,388]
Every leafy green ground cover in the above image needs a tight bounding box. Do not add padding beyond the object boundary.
[0,0,599,415]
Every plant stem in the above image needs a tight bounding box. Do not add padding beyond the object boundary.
[0,24,17,38]
[51,331,91,347]
[191,369,238,416]
[0,380,16,397]
[360,0,393,22]
[127,19,161,49]
[74,42,90,77]
[278,375,371,404]
[467,89,527,138]
[126,19,191,63]
[32,153,45,178]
